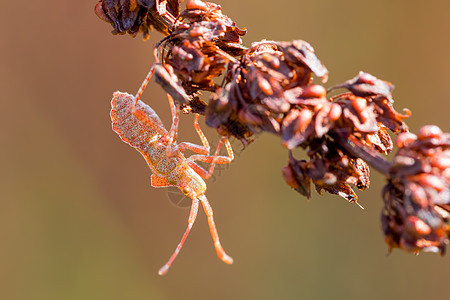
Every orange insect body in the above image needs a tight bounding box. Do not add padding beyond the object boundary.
[111,93,206,197]
[110,68,234,275]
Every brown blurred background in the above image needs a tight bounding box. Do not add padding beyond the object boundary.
[1,1,449,299]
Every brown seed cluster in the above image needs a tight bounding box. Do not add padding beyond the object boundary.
[94,0,181,38]
[281,72,409,203]
[157,0,246,94]
[382,126,450,254]
[206,40,328,139]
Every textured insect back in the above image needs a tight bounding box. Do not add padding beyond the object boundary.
[111,91,167,153]
[382,126,450,254]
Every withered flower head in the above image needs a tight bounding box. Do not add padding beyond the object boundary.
[181,0,247,46]
[156,0,246,95]
[95,0,181,38]
[281,70,410,204]
[382,126,450,254]
[206,40,328,138]
[281,72,410,153]
[283,137,370,205]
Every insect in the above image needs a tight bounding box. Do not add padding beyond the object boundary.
[110,66,234,275]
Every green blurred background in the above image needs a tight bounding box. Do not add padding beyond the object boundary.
[1,1,449,299]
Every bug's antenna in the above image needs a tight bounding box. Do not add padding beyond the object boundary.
[158,198,200,275]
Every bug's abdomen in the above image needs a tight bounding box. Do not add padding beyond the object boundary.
[111,91,167,153]
[148,143,181,175]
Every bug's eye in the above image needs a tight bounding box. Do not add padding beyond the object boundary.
[182,187,190,195]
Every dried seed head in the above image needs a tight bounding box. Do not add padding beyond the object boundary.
[205,40,329,139]
[276,69,409,203]
[284,135,371,205]
[383,125,449,254]
[95,0,181,38]
[153,0,246,100]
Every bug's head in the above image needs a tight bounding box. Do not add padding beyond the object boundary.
[178,169,206,199]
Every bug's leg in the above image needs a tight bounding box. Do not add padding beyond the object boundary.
[128,66,167,135]
[175,114,211,155]
[166,112,214,157]
[193,113,210,152]
[182,116,233,169]
[187,138,234,179]
[164,94,182,157]
[199,194,233,264]
[135,65,155,103]
[158,198,200,276]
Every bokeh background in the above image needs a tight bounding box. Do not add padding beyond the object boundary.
[1,1,449,299]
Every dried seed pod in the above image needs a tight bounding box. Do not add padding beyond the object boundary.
[282,152,311,198]
[366,126,393,154]
[281,108,314,149]
[277,40,328,83]
[395,132,417,148]
[371,96,410,134]
[316,182,357,203]
[328,71,394,99]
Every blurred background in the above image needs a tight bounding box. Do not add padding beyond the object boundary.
[1,1,449,299]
